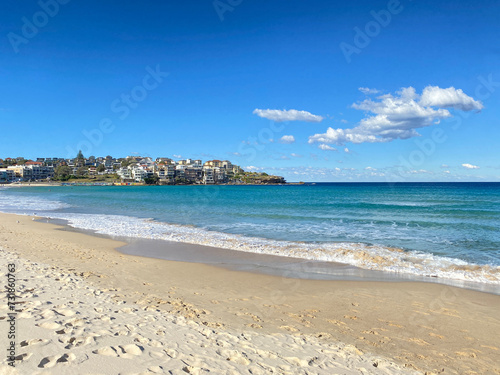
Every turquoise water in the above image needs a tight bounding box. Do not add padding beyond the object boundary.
[1,182,499,284]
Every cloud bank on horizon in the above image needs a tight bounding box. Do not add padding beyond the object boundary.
[308,86,483,147]
[253,109,324,123]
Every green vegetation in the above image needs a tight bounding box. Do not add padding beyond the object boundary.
[54,165,72,181]
[144,175,159,185]
[238,172,285,184]
[0,158,26,167]
[76,166,88,177]
[120,158,133,168]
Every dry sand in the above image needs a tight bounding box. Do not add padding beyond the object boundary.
[0,212,499,374]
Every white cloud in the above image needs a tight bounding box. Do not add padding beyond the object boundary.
[173,154,182,158]
[420,86,483,111]
[245,166,263,171]
[462,163,480,169]
[444,170,450,174]
[410,169,431,174]
[365,166,376,170]
[290,153,303,158]
[279,135,296,144]
[344,147,350,153]
[253,109,324,123]
[309,86,482,146]
[318,144,337,151]
[359,87,381,95]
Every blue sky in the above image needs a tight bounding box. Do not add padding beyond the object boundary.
[1,0,499,181]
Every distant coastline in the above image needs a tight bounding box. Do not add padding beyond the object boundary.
[1,180,291,187]
[0,152,286,185]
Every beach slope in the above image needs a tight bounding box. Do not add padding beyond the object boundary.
[0,213,499,374]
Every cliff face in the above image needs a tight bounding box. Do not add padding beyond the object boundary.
[252,176,286,184]
[238,173,286,184]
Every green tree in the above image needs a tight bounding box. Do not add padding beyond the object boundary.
[76,166,88,177]
[96,164,106,173]
[144,175,159,185]
[54,165,72,181]
[121,159,131,168]
[75,150,85,167]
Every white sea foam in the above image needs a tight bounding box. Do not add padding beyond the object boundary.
[41,212,500,285]
[0,193,71,212]
[1,189,497,286]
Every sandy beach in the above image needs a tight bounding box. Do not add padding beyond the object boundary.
[0,212,499,374]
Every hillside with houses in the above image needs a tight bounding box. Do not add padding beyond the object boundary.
[0,153,286,185]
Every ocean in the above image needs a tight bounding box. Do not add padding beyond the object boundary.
[1,182,499,290]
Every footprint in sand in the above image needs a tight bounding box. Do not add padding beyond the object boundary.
[54,308,75,317]
[39,309,56,319]
[455,351,478,358]
[378,319,403,328]
[38,353,76,368]
[36,321,61,330]
[327,319,347,327]
[93,344,144,357]
[429,332,445,339]
[408,338,430,346]
[279,325,298,332]
[65,336,94,349]
[480,345,499,351]
[64,317,84,327]
[20,338,49,347]
[94,346,117,357]
[149,351,165,359]
[14,353,33,362]
[284,356,310,367]
[18,311,32,318]
[217,349,251,365]
[148,366,164,373]
[165,348,178,358]
[344,315,358,320]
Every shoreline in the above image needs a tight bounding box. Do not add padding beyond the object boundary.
[1,184,499,292]
[1,181,291,187]
[3,184,500,290]
[53,217,500,295]
[1,212,499,373]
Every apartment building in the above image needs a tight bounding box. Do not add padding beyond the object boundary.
[0,169,16,182]
[203,168,214,184]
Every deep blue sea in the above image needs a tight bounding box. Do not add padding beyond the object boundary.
[1,182,499,286]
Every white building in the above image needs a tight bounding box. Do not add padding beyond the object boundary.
[203,168,215,184]
[117,167,133,180]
